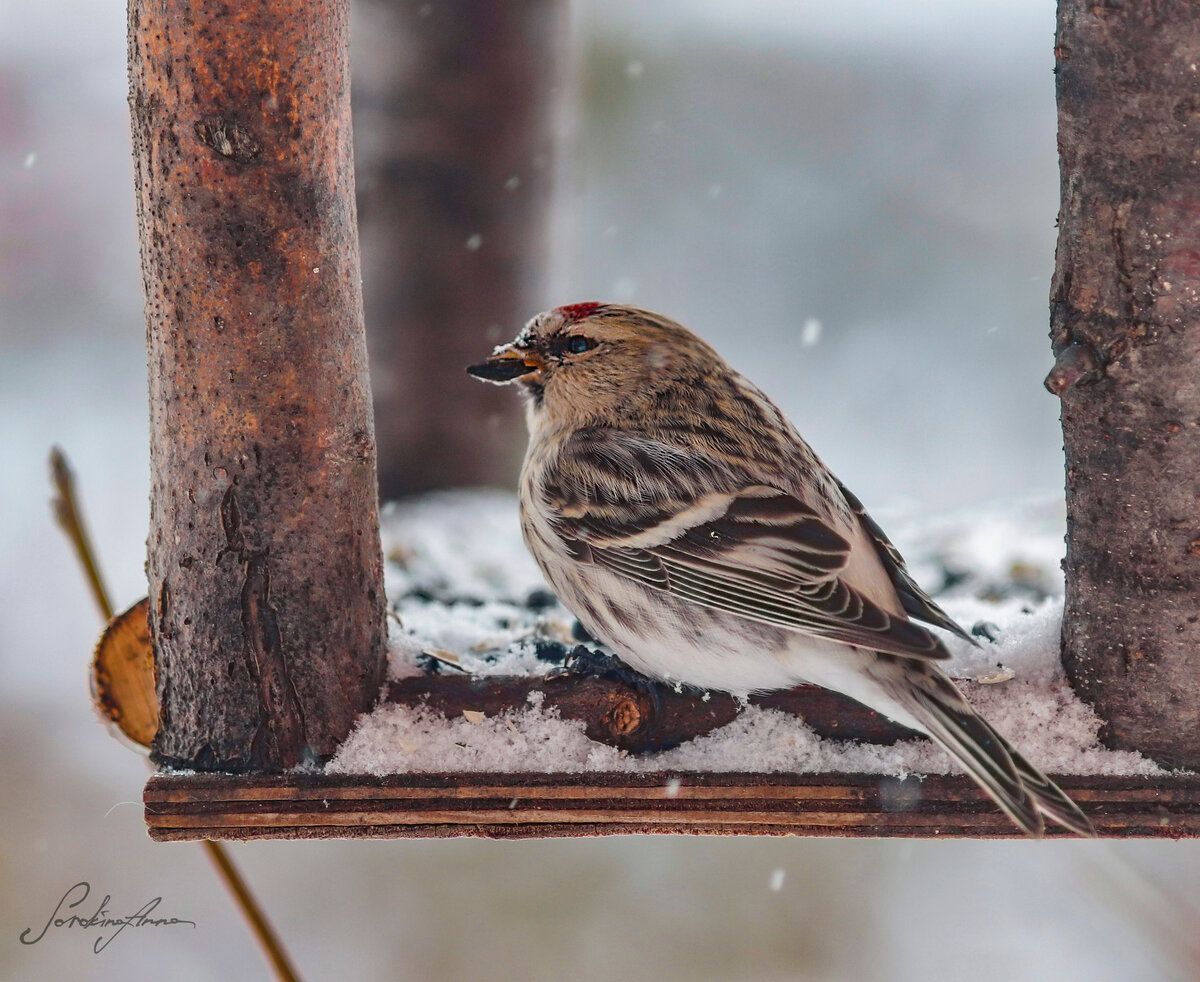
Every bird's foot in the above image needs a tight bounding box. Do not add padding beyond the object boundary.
[561,645,665,718]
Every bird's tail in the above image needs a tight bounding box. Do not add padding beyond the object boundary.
[874,657,1094,837]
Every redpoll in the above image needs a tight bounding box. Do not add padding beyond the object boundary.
[468,302,1093,837]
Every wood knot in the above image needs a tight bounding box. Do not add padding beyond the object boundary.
[350,430,374,462]
[1044,341,1103,396]
[194,117,261,165]
[607,697,645,737]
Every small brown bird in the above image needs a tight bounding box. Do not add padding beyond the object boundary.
[468,302,1093,836]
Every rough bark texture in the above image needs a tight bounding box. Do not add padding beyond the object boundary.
[130,0,388,771]
[352,0,565,497]
[1051,1,1200,767]
[387,676,922,753]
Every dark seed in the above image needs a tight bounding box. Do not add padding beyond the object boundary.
[971,621,1001,643]
[534,640,569,663]
[414,652,442,675]
[525,588,559,610]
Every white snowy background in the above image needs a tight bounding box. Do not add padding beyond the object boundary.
[4,1,1200,980]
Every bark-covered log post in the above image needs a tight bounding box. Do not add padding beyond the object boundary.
[353,0,565,497]
[129,0,388,771]
[1049,1,1200,768]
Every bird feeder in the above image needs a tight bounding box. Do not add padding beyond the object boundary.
[122,0,1200,840]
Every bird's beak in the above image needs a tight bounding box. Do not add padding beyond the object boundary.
[466,344,544,384]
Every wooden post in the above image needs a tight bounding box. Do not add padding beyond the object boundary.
[1049,1,1200,767]
[129,0,387,771]
[353,0,565,497]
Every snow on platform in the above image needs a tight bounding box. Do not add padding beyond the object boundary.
[326,491,1167,780]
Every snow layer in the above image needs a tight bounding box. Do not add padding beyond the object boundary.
[328,490,1167,779]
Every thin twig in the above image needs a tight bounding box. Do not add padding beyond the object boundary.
[50,447,115,621]
[202,841,304,982]
[50,446,304,982]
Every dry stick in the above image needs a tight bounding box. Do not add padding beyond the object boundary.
[49,447,303,982]
[50,448,115,622]
[199,840,302,982]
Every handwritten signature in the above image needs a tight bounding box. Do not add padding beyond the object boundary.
[19,882,196,954]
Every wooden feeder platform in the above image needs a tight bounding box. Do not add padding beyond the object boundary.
[144,770,1200,840]
[136,674,1200,840]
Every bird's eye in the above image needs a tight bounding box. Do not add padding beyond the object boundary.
[561,335,597,355]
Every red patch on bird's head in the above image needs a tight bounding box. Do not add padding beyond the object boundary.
[554,302,603,324]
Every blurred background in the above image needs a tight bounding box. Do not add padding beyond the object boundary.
[4,0,1200,979]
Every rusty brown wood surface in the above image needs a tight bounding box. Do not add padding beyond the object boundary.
[1051,2,1200,767]
[144,771,1200,840]
[129,0,387,771]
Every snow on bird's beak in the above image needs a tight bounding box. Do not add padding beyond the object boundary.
[466,341,545,383]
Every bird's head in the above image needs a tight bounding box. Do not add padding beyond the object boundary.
[467,303,724,429]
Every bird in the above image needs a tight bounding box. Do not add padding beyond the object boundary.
[467,302,1093,837]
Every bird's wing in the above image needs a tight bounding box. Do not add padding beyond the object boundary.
[553,477,952,662]
[833,479,976,644]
